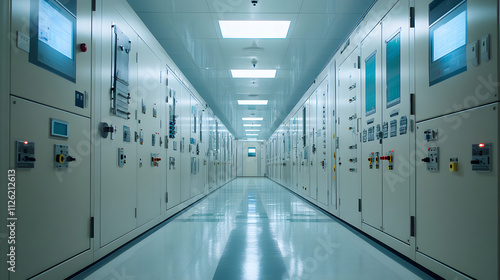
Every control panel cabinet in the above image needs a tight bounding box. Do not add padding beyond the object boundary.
[11,0,92,117]
[135,39,162,227]
[336,47,362,229]
[165,76,181,209]
[380,0,413,244]
[316,79,329,206]
[415,103,499,280]
[415,0,499,121]
[308,92,318,200]
[360,23,383,230]
[98,15,138,246]
[10,97,91,280]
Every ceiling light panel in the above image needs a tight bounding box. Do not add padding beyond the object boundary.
[219,21,291,39]
[243,124,262,127]
[245,130,260,132]
[246,134,259,136]
[231,70,276,78]
[238,100,268,105]
[242,117,263,121]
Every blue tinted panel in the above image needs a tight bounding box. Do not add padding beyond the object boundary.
[365,53,376,116]
[386,33,401,108]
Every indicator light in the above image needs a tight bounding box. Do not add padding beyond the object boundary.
[479,143,485,148]
[24,141,28,145]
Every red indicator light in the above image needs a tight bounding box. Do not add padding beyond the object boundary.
[479,143,485,148]
[24,141,28,145]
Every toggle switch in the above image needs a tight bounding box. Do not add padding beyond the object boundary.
[151,153,161,167]
[481,34,490,62]
[467,40,479,67]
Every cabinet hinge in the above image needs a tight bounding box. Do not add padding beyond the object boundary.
[90,217,95,238]
[410,216,416,236]
[358,199,362,212]
[410,93,416,115]
[410,7,415,28]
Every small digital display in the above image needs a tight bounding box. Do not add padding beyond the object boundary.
[429,0,467,86]
[39,0,73,59]
[30,0,76,82]
[51,119,69,138]
[432,11,466,61]
[248,147,256,157]
[386,33,401,108]
[365,52,377,116]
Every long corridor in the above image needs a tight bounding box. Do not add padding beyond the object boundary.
[71,178,434,280]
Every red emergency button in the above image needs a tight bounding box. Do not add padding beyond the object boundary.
[80,43,88,52]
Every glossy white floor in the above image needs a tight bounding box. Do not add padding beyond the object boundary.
[71,178,435,280]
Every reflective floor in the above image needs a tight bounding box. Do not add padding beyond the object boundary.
[72,178,434,280]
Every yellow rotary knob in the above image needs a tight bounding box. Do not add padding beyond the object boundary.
[56,154,65,163]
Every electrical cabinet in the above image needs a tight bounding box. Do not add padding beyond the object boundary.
[98,13,138,246]
[136,39,162,226]
[208,116,217,190]
[190,97,203,197]
[380,0,412,244]
[291,115,299,192]
[166,70,181,209]
[180,86,192,202]
[360,23,383,230]
[336,47,362,228]
[309,92,318,200]
[10,0,92,117]
[317,79,329,206]
[415,0,499,121]
[298,103,310,197]
[10,97,91,280]
[415,103,499,280]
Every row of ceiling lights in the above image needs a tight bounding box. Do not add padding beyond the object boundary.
[219,17,292,139]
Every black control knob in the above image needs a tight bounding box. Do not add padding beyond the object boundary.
[421,157,431,163]
[66,156,76,162]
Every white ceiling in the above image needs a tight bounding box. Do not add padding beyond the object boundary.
[126,0,375,140]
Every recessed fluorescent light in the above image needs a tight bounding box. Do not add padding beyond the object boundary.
[243,124,262,127]
[247,138,258,141]
[242,117,263,121]
[238,100,268,105]
[246,134,259,136]
[219,21,291,38]
[231,70,276,78]
[245,130,260,132]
